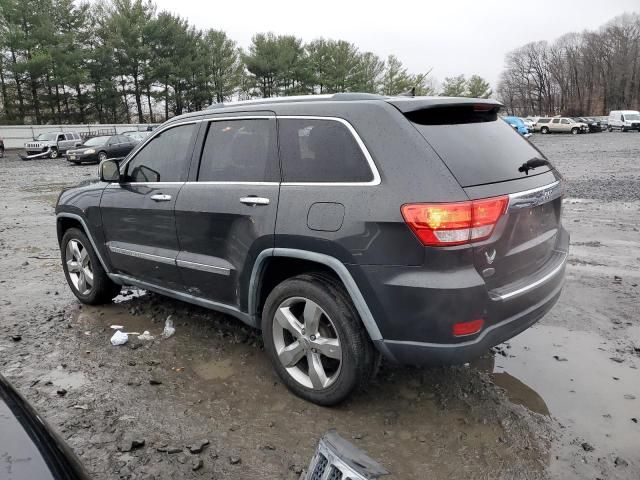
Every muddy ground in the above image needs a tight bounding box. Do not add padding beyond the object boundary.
[0,131,639,480]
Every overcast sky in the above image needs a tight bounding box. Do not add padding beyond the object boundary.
[153,0,639,88]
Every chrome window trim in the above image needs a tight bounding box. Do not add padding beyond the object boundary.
[116,115,380,187]
[277,115,381,187]
[185,181,280,186]
[118,119,203,177]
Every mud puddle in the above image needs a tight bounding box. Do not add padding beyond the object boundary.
[474,324,640,476]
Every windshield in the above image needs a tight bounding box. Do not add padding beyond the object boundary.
[624,114,640,121]
[83,136,110,146]
[35,133,57,141]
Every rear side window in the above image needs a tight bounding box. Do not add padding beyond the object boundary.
[407,106,551,187]
[538,118,550,124]
[278,118,373,183]
[124,124,196,182]
[198,119,278,182]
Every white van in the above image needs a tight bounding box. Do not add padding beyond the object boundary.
[607,110,640,132]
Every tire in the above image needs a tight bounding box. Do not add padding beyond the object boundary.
[541,127,549,134]
[98,151,107,163]
[0,147,4,158]
[571,127,579,135]
[61,228,120,305]
[608,126,613,132]
[49,147,59,159]
[261,273,378,406]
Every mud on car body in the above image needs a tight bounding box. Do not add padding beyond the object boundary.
[55,93,569,405]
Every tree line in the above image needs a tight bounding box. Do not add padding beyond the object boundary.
[497,13,640,116]
[0,0,493,125]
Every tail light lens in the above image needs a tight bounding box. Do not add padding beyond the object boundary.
[401,196,509,246]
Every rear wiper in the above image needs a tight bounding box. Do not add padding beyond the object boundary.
[518,158,549,175]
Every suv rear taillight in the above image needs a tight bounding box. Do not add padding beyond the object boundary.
[401,196,509,246]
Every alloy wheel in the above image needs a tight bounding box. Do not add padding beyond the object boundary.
[99,152,107,162]
[65,239,93,295]
[272,297,342,390]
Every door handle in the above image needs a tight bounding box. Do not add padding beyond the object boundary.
[240,196,270,206]
[150,194,172,202]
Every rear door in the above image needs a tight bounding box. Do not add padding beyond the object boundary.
[100,122,199,289]
[405,106,565,289]
[174,113,280,308]
[550,118,561,132]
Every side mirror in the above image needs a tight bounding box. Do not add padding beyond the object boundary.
[99,159,121,182]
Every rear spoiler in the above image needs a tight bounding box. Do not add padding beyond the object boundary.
[386,96,503,113]
[387,97,503,125]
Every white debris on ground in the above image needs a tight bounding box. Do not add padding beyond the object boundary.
[110,330,128,346]
[162,316,175,339]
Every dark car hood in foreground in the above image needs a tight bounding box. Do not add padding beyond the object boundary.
[0,374,89,480]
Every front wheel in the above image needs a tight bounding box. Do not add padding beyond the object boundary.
[571,127,579,135]
[540,127,549,134]
[261,274,378,406]
[61,228,120,304]
[49,147,59,159]
[98,151,107,163]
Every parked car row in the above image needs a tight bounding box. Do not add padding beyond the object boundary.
[20,130,149,163]
[519,110,640,135]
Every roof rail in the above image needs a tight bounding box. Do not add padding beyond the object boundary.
[206,92,385,110]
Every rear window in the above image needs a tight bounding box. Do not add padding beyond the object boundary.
[278,118,373,183]
[407,106,551,187]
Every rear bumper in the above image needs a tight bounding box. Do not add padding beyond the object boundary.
[375,275,563,365]
[355,227,569,366]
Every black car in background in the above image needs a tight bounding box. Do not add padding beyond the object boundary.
[576,117,603,132]
[0,373,89,480]
[66,134,137,164]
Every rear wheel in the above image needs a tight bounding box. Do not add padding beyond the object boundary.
[608,126,613,132]
[61,228,120,304]
[540,126,549,134]
[571,127,579,135]
[0,146,4,158]
[262,274,378,405]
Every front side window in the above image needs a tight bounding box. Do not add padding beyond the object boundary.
[198,119,278,182]
[124,124,196,183]
[278,118,373,183]
[552,119,560,124]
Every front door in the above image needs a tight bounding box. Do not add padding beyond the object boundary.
[174,115,280,308]
[100,122,199,289]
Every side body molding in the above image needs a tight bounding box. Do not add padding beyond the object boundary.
[249,248,383,341]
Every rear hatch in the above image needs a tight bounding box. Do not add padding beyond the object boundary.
[391,99,564,289]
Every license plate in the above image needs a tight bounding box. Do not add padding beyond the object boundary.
[69,155,76,160]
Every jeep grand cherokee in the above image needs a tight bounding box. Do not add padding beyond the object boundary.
[56,93,569,405]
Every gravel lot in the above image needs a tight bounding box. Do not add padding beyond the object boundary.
[1,131,639,480]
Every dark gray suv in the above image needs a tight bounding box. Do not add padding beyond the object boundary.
[56,93,569,405]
